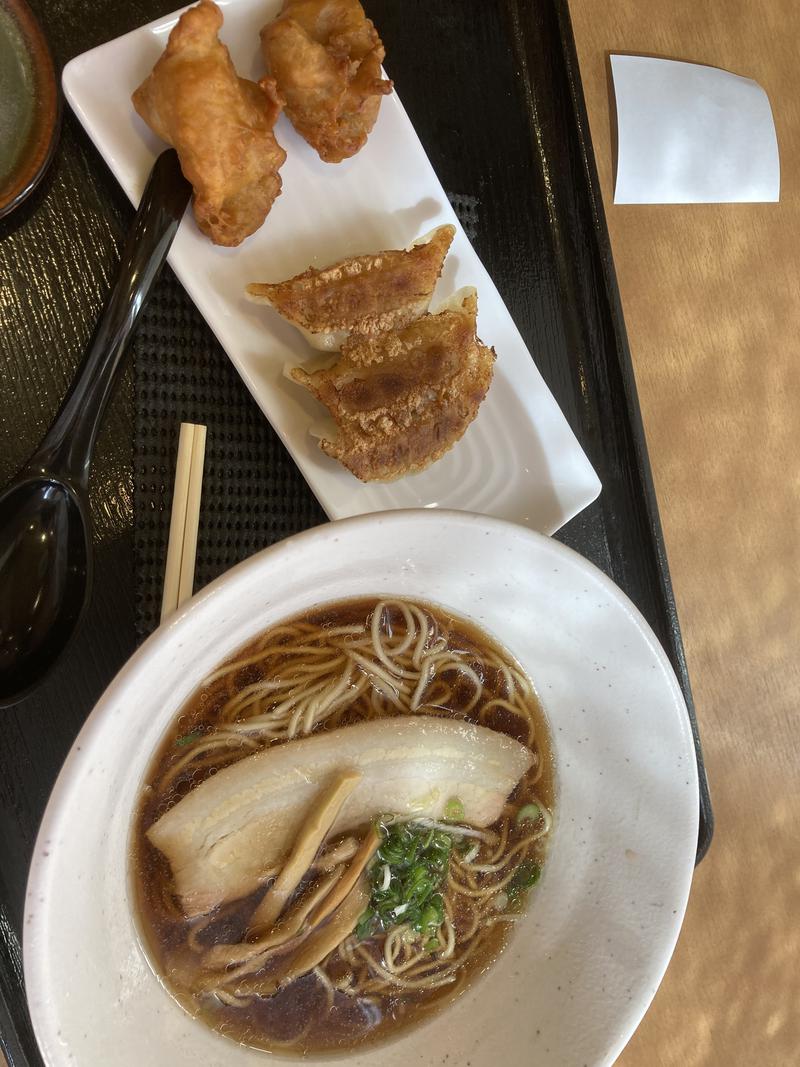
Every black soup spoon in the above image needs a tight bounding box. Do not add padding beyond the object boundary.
[0,149,192,706]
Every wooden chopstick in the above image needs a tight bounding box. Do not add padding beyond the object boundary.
[160,422,207,622]
[176,423,207,609]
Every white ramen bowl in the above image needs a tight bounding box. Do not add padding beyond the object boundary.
[24,510,698,1067]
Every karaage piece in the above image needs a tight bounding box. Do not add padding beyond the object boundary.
[289,290,495,481]
[132,0,286,246]
[246,224,455,350]
[261,0,392,163]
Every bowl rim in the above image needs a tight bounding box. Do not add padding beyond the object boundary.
[24,508,699,1067]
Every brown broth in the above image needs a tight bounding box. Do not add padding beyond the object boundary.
[131,597,555,1055]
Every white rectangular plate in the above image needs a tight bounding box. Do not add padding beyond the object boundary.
[62,0,601,534]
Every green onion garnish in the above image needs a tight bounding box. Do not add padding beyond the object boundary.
[175,729,203,747]
[515,803,541,826]
[358,822,453,939]
[443,797,465,822]
[355,911,373,940]
[506,861,542,905]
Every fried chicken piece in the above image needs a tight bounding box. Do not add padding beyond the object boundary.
[247,224,455,350]
[132,0,286,246]
[261,0,392,163]
[289,290,495,480]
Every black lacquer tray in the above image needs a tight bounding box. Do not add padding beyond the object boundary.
[0,0,712,1062]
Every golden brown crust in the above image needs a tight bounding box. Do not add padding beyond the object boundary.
[290,291,495,480]
[247,224,455,340]
[261,0,392,163]
[132,0,286,246]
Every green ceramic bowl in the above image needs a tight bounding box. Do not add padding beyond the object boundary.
[0,0,59,219]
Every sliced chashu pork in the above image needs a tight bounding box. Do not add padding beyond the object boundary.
[147,716,531,916]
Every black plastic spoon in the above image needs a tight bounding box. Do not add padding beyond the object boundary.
[0,149,192,706]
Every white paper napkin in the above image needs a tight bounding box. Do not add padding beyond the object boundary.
[610,54,780,204]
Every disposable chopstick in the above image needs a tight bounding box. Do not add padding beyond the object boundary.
[176,422,207,609]
[160,422,207,622]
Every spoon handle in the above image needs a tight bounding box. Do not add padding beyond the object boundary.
[36,149,192,482]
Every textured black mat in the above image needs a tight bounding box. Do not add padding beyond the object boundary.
[132,272,325,642]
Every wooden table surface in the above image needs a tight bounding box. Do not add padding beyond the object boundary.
[567,1,800,1063]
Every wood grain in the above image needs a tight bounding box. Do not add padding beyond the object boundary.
[566,2,800,1064]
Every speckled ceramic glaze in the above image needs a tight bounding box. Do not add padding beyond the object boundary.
[24,511,698,1066]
